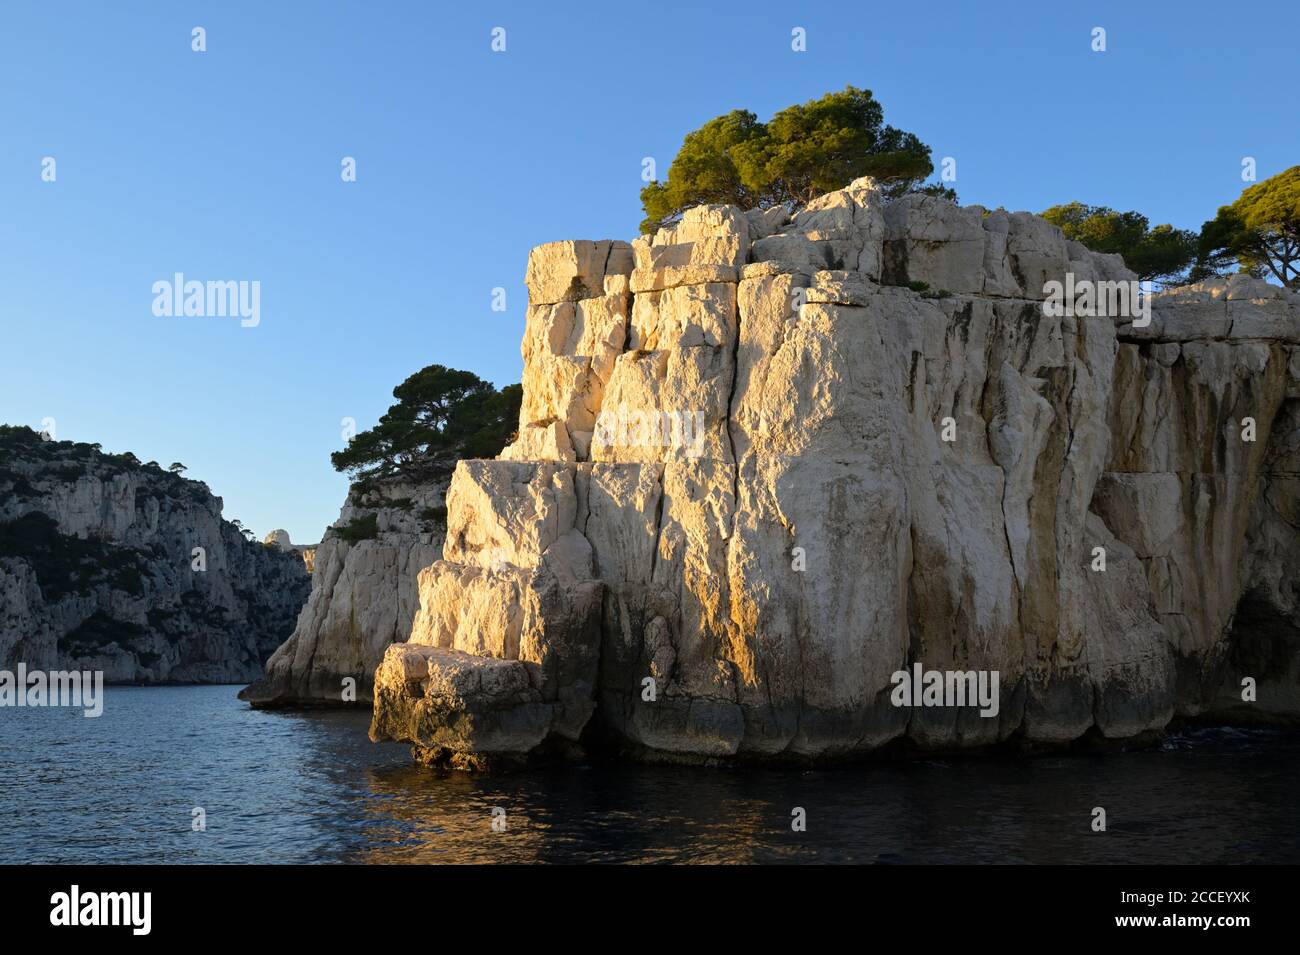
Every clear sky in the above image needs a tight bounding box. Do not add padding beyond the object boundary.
[2,1,1296,544]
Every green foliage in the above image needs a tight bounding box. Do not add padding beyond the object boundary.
[180,587,228,626]
[0,425,201,498]
[904,280,951,299]
[335,513,379,543]
[0,513,150,600]
[330,366,521,488]
[58,611,150,658]
[0,424,44,453]
[1192,166,1300,288]
[0,467,37,499]
[1191,210,1245,281]
[462,383,522,459]
[1040,202,1197,284]
[0,425,52,494]
[640,110,765,227]
[916,182,959,202]
[640,86,938,232]
[146,606,178,630]
[419,505,448,525]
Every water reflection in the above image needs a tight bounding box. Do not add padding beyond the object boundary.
[0,687,1295,864]
[349,733,1299,864]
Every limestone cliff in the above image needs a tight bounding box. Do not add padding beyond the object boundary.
[240,481,446,707]
[370,178,1300,766]
[0,426,310,682]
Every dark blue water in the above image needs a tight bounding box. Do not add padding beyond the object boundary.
[1,686,1296,863]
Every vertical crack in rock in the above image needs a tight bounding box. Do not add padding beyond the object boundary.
[724,288,743,515]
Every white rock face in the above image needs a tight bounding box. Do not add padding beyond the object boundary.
[370,178,1300,765]
[264,528,294,550]
[0,431,309,683]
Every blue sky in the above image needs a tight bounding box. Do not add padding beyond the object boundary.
[2,1,1296,543]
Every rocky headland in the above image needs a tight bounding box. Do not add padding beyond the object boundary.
[362,178,1300,767]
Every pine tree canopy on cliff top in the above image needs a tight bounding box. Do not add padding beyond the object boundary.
[1039,202,1199,284]
[639,85,941,234]
[1041,168,1300,289]
[1193,165,1300,289]
[330,365,522,488]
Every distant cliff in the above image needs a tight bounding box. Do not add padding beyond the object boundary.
[263,528,317,573]
[0,426,310,682]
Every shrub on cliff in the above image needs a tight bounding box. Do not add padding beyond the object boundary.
[0,512,151,600]
[330,364,522,488]
[335,513,379,543]
[1039,202,1198,284]
[1192,166,1300,289]
[58,610,150,658]
[639,86,939,233]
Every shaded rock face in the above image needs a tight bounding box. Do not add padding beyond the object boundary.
[241,482,446,708]
[371,178,1300,766]
[0,429,310,683]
